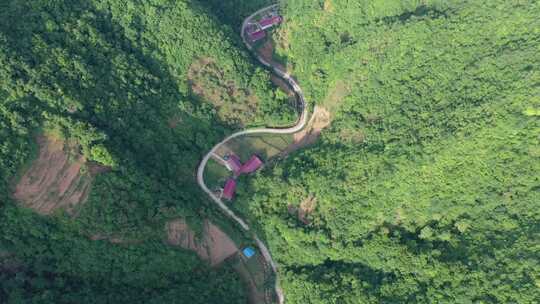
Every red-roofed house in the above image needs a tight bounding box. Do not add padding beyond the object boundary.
[226,154,243,175]
[259,16,282,30]
[249,29,266,42]
[241,155,263,174]
[222,178,237,200]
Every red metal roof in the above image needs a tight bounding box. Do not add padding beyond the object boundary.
[227,154,242,174]
[246,23,259,34]
[222,178,237,200]
[259,16,282,29]
[249,30,266,42]
[241,155,263,174]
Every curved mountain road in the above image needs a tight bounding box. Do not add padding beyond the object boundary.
[196,5,306,304]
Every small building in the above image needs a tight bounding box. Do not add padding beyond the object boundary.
[259,15,282,30]
[249,29,266,42]
[242,247,256,259]
[245,23,260,34]
[222,178,237,200]
[225,154,243,175]
[241,155,263,174]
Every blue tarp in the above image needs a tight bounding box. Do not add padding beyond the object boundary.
[242,247,256,258]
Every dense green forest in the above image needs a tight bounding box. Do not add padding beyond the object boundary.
[0,0,295,302]
[230,0,540,303]
[1,207,245,303]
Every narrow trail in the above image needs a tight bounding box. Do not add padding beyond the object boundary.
[196,4,307,303]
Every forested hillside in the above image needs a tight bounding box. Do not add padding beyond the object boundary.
[0,0,294,301]
[2,0,539,303]
[234,0,540,303]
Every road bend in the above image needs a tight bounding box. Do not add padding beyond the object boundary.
[197,5,308,304]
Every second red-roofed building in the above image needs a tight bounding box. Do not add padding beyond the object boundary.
[222,178,237,200]
[249,29,266,42]
[241,155,263,174]
[259,15,283,30]
[226,154,243,175]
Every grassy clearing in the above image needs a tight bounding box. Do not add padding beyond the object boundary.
[225,134,293,162]
[244,252,268,286]
[322,80,351,115]
[204,158,231,191]
[230,252,272,304]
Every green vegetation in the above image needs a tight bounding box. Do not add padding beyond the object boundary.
[0,0,296,301]
[226,134,293,162]
[233,0,540,303]
[200,0,275,29]
[204,158,230,190]
[2,0,539,303]
[1,207,246,303]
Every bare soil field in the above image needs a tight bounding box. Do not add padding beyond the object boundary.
[281,106,331,155]
[166,218,239,266]
[12,135,102,215]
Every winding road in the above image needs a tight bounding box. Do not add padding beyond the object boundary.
[196,5,307,304]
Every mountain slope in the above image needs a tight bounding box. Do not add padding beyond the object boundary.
[236,1,540,303]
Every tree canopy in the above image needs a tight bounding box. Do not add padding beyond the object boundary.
[1,0,539,303]
[233,0,540,303]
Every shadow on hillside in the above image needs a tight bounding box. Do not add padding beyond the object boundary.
[0,0,240,238]
[196,0,276,30]
[377,4,454,25]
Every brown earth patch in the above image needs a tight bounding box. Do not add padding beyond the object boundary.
[258,40,287,73]
[288,195,317,225]
[281,106,331,155]
[299,195,317,225]
[279,80,351,155]
[12,135,103,216]
[166,218,239,266]
[271,74,294,98]
[323,0,335,12]
[188,58,258,126]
